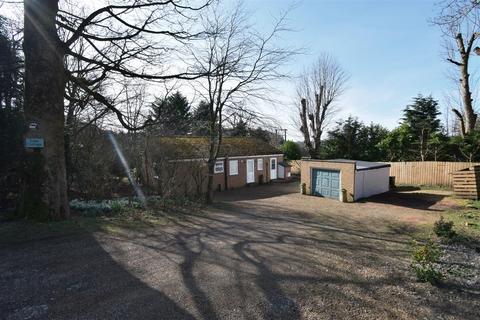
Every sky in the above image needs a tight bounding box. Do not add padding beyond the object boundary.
[242,0,460,140]
[2,0,471,140]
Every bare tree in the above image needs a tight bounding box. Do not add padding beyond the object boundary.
[433,0,480,135]
[20,0,210,220]
[296,54,348,159]
[190,2,297,203]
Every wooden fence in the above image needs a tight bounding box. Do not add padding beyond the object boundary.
[290,160,480,186]
[388,161,480,186]
[290,160,301,175]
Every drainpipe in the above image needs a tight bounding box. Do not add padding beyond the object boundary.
[224,156,228,190]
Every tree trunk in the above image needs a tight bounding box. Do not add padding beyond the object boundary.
[419,130,425,161]
[205,106,223,204]
[205,160,215,204]
[64,101,75,189]
[21,0,69,220]
[460,60,477,133]
[299,98,318,159]
[141,135,156,192]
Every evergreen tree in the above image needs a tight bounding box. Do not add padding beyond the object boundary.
[191,100,211,136]
[150,91,191,135]
[323,117,363,159]
[0,16,22,110]
[451,131,480,162]
[282,140,302,160]
[377,124,413,161]
[322,117,389,161]
[402,95,441,161]
[361,123,390,161]
[0,16,24,208]
[229,119,249,137]
[429,132,449,161]
[249,126,273,143]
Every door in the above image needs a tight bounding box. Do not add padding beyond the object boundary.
[246,159,255,183]
[278,164,285,179]
[270,158,277,180]
[312,169,340,199]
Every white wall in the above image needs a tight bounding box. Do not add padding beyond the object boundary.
[278,165,285,179]
[354,167,390,200]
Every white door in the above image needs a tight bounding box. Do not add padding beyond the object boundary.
[270,158,277,180]
[246,159,255,183]
[278,164,285,179]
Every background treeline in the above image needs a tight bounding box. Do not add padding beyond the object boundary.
[148,92,281,143]
[293,95,480,163]
[0,16,24,208]
[0,12,283,206]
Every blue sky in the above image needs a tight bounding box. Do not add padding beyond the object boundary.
[244,0,456,139]
[2,0,461,139]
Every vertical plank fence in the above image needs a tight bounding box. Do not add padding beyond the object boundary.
[388,161,480,186]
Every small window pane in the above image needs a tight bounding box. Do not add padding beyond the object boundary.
[271,160,276,170]
[257,159,263,170]
[214,161,224,173]
[229,160,238,175]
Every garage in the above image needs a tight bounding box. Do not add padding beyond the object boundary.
[301,159,391,202]
[312,169,340,199]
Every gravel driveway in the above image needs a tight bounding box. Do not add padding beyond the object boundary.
[1,182,479,319]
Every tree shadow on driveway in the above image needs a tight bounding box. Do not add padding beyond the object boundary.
[0,234,196,320]
[358,190,447,212]
[214,181,299,202]
[2,193,479,320]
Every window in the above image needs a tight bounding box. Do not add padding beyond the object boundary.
[271,159,276,170]
[229,160,239,175]
[214,161,224,173]
[257,158,263,171]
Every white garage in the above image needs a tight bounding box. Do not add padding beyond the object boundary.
[353,161,391,200]
[301,159,391,202]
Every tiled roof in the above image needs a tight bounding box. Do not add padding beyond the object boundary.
[149,136,282,159]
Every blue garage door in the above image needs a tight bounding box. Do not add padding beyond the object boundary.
[312,169,340,199]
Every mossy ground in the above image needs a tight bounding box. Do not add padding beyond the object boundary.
[0,209,177,244]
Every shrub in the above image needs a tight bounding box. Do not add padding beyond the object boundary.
[412,239,441,264]
[433,216,456,238]
[109,200,125,214]
[281,141,302,160]
[413,265,444,284]
[69,198,143,216]
[69,199,112,216]
[411,239,443,284]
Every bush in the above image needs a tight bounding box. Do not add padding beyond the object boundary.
[281,140,302,161]
[411,239,443,284]
[413,265,444,284]
[433,216,456,238]
[69,198,143,216]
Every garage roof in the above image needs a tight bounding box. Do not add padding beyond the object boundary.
[329,159,391,171]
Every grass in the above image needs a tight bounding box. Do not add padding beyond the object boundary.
[406,197,480,248]
[441,206,480,247]
[389,192,480,248]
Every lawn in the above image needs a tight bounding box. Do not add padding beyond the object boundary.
[435,199,480,252]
